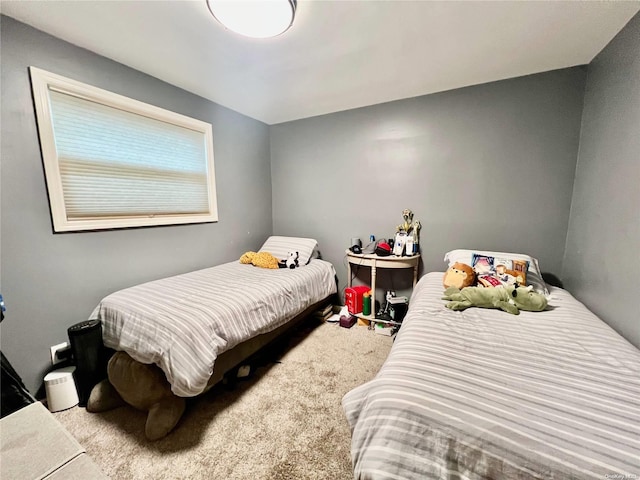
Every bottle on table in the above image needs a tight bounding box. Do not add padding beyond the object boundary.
[362,291,371,316]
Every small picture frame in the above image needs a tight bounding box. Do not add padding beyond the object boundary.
[393,232,407,256]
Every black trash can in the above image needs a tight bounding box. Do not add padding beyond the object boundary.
[67,320,108,407]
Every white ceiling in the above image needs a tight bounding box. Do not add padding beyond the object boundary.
[2,1,639,125]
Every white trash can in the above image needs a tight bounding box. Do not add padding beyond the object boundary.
[44,366,79,412]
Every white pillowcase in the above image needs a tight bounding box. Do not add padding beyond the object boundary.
[259,236,318,266]
[444,249,550,296]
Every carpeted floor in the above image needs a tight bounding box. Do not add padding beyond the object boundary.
[53,320,393,480]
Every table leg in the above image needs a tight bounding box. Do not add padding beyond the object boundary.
[413,263,418,287]
[371,263,377,318]
[347,261,352,288]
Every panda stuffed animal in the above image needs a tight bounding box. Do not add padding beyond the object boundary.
[279,251,300,269]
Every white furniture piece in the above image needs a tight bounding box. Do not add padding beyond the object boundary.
[345,249,420,323]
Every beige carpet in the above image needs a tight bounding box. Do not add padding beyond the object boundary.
[53,320,393,480]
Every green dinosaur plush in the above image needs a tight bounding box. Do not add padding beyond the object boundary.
[442,285,547,315]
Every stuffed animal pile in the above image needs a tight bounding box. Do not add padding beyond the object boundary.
[442,254,548,314]
[443,255,528,290]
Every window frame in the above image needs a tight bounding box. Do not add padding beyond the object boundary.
[30,66,218,232]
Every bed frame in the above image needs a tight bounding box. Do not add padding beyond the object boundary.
[200,297,331,390]
[93,296,332,401]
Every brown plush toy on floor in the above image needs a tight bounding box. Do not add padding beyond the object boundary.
[87,352,185,441]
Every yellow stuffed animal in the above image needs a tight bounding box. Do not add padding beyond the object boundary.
[240,251,279,269]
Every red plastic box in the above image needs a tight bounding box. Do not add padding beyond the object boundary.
[345,285,371,315]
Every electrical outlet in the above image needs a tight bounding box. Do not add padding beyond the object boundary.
[50,342,71,365]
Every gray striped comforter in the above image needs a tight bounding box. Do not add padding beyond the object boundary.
[90,259,336,397]
[343,272,640,480]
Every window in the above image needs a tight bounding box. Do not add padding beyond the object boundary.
[30,67,218,232]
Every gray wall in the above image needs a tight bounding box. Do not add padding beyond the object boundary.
[563,13,640,348]
[0,16,273,393]
[271,68,586,299]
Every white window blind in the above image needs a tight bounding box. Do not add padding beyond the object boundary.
[30,67,218,232]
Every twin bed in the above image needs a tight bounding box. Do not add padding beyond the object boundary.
[90,236,337,399]
[342,264,640,479]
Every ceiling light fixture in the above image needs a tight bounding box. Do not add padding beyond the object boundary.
[206,0,297,39]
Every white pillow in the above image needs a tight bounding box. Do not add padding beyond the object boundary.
[444,249,549,296]
[259,236,318,266]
